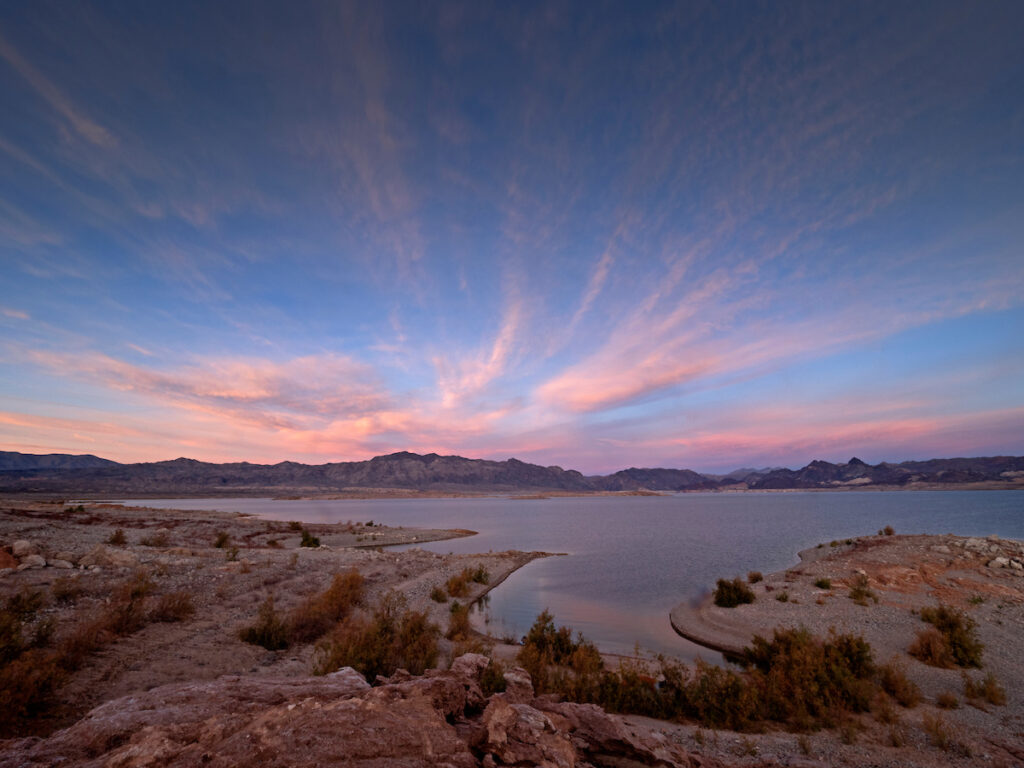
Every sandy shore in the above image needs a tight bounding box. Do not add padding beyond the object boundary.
[0,498,552,734]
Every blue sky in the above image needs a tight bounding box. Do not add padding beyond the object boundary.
[1,1,1022,473]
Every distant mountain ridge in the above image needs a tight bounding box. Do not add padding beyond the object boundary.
[0,450,1021,495]
[0,451,120,471]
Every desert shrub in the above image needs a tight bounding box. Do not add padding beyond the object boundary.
[741,628,875,727]
[101,573,154,636]
[963,671,1006,705]
[909,628,955,668]
[150,591,196,622]
[713,577,755,608]
[300,529,320,548]
[107,528,127,546]
[922,711,951,750]
[848,574,877,606]
[883,525,895,536]
[213,531,230,548]
[287,520,302,531]
[878,659,921,707]
[225,546,239,562]
[479,658,507,695]
[6,589,45,620]
[447,601,472,641]
[0,649,64,731]
[776,591,789,602]
[446,566,488,597]
[51,577,86,604]
[314,592,439,682]
[936,691,959,709]
[429,586,448,603]
[918,605,982,668]
[287,570,364,643]
[814,578,832,590]
[139,530,169,547]
[240,595,289,650]
[470,565,489,584]
[747,571,763,584]
[266,539,282,549]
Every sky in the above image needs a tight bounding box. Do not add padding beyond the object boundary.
[0,1,1022,474]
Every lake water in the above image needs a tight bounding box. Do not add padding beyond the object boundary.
[121,491,1024,660]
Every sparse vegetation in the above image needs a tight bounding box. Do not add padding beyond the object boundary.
[878,659,921,707]
[447,601,472,640]
[240,596,289,650]
[300,529,320,548]
[429,586,448,603]
[446,565,489,597]
[814,577,832,590]
[963,671,1006,705]
[51,577,85,604]
[314,591,439,682]
[213,531,230,548]
[150,591,196,623]
[107,528,127,546]
[922,711,951,750]
[884,525,895,536]
[139,530,170,547]
[713,577,755,608]
[848,574,878,606]
[937,691,959,709]
[746,571,762,584]
[287,570,364,644]
[911,605,983,668]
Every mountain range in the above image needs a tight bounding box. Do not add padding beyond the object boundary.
[1,450,1022,495]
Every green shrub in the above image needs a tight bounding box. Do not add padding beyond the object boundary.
[917,605,982,668]
[446,566,487,597]
[213,531,230,548]
[300,529,320,548]
[776,591,789,602]
[713,578,755,608]
[814,578,832,590]
[480,658,507,695]
[314,592,438,682]
[240,596,289,650]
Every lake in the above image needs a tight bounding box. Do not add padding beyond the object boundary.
[121,491,1024,660]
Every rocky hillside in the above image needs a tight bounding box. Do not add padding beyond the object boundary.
[0,451,119,471]
[0,451,1021,495]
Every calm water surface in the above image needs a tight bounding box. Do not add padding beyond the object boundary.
[122,491,1024,659]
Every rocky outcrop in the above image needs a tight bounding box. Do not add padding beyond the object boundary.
[0,655,734,768]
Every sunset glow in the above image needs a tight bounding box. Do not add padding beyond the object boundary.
[1,3,1022,472]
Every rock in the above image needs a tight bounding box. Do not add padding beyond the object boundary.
[931,545,952,554]
[79,545,139,568]
[17,554,46,570]
[48,559,74,569]
[0,550,17,570]
[988,557,1010,569]
[1011,559,1024,571]
[502,667,535,704]
[54,550,75,562]
[478,697,578,767]
[964,538,988,553]
[11,540,36,558]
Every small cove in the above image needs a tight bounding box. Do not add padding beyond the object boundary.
[120,490,1024,660]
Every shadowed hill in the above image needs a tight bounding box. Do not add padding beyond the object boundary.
[0,451,1021,495]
